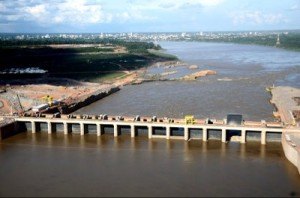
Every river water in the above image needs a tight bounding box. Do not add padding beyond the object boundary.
[1,42,300,197]
[76,42,300,121]
[0,133,300,197]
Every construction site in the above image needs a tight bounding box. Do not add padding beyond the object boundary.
[0,78,121,116]
[270,86,300,126]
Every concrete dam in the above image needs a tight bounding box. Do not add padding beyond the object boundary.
[1,113,300,174]
[4,113,299,145]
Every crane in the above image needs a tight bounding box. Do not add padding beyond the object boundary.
[41,95,54,106]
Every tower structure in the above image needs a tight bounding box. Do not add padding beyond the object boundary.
[276,34,281,46]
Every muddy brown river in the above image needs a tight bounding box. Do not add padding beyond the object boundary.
[76,42,300,121]
[0,133,300,197]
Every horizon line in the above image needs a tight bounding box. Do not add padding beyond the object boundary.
[1,29,300,35]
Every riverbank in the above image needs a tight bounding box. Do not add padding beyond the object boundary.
[0,60,181,115]
[269,86,300,173]
[58,86,120,114]
[0,78,114,115]
[0,69,143,115]
[269,86,300,126]
[0,40,179,116]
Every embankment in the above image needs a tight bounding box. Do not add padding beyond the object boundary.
[282,133,300,174]
[182,70,217,80]
[269,86,300,125]
[59,87,120,114]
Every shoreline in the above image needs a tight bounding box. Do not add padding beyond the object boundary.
[58,86,121,114]
[0,60,181,116]
[157,39,300,52]
[282,132,300,175]
[268,85,300,174]
[53,60,218,114]
[269,86,300,126]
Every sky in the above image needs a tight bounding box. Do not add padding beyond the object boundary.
[0,0,300,33]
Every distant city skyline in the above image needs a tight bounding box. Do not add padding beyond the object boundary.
[1,0,300,33]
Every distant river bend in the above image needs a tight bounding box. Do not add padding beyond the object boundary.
[76,42,300,121]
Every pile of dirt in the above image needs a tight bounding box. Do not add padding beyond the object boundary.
[182,70,217,80]
[188,65,198,69]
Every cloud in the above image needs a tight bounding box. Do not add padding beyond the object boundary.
[0,0,160,26]
[230,11,285,25]
[289,4,300,11]
[129,0,225,11]
[115,11,156,23]
[1,0,296,33]
[0,2,6,12]
[196,0,225,7]
[25,4,46,18]
[53,0,106,24]
[0,0,111,25]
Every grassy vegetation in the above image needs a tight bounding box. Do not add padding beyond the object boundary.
[0,39,176,84]
[191,32,300,51]
[47,71,126,83]
[223,33,300,51]
[71,47,115,53]
[0,37,162,50]
[147,49,178,59]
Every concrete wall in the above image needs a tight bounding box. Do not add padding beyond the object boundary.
[0,122,25,140]
[60,87,120,114]
[282,133,300,174]
[298,151,300,175]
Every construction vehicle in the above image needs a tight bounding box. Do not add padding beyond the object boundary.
[134,115,140,121]
[185,115,196,125]
[41,95,54,106]
[151,116,157,122]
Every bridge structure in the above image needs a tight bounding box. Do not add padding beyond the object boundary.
[13,114,300,145]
